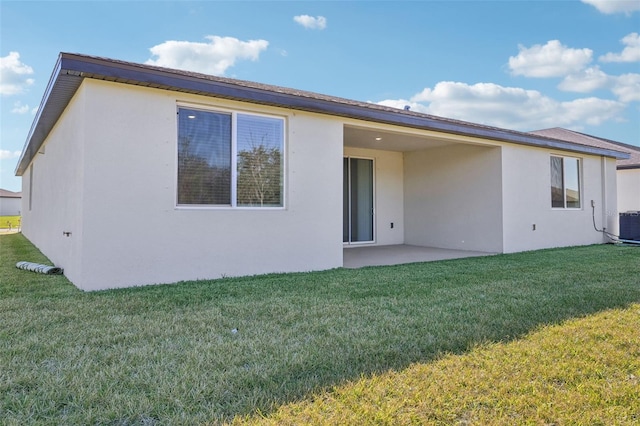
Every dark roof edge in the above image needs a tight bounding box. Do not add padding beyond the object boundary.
[15,56,64,175]
[618,164,640,170]
[570,129,640,153]
[15,53,630,175]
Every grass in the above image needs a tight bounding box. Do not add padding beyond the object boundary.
[0,216,20,230]
[238,305,640,425]
[0,233,638,425]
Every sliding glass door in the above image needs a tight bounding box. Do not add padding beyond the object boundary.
[343,157,374,243]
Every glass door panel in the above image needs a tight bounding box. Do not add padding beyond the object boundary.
[343,157,374,243]
[343,158,350,243]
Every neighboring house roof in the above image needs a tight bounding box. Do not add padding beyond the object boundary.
[0,189,22,198]
[15,52,630,176]
[531,127,640,170]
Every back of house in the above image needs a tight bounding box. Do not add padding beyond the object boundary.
[15,53,630,290]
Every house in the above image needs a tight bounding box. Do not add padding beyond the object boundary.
[531,128,640,213]
[0,189,22,216]
[15,53,630,291]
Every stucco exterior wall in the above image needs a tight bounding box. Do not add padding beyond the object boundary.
[604,157,619,235]
[343,147,404,246]
[403,144,504,253]
[617,169,640,212]
[501,145,617,253]
[32,80,343,290]
[21,85,86,285]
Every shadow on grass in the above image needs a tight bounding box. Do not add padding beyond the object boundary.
[2,233,639,424]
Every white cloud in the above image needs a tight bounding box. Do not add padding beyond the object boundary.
[377,81,625,131]
[508,40,593,78]
[558,67,612,92]
[613,73,640,102]
[581,0,640,14]
[146,36,269,76]
[600,32,640,62]
[0,150,22,160]
[293,15,327,30]
[559,97,626,126]
[0,52,35,96]
[11,101,31,114]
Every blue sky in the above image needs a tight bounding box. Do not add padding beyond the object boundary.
[1,0,639,192]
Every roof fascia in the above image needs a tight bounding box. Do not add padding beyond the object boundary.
[15,53,630,176]
[61,55,628,159]
[15,56,65,176]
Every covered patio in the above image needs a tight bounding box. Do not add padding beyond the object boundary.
[342,124,505,257]
[343,244,495,268]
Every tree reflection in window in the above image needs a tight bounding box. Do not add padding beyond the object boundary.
[237,114,283,206]
[177,108,283,207]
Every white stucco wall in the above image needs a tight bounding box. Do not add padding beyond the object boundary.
[27,80,344,290]
[21,85,87,286]
[403,144,504,253]
[617,169,640,212]
[343,147,404,246]
[501,145,617,253]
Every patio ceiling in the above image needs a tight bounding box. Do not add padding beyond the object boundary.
[344,125,458,152]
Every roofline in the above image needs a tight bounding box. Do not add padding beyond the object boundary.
[531,127,639,167]
[15,53,630,175]
[569,129,640,168]
[569,128,640,153]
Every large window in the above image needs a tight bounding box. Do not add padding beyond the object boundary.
[550,156,581,209]
[177,107,284,207]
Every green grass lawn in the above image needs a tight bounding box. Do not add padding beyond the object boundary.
[0,216,20,229]
[240,304,639,425]
[1,233,638,425]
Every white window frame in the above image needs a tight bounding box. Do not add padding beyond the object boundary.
[550,155,582,210]
[175,103,286,210]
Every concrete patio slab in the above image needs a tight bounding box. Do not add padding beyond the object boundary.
[343,244,494,268]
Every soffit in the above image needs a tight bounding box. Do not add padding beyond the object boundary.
[344,126,454,152]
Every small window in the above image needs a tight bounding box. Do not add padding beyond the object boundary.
[550,156,581,209]
[177,107,284,208]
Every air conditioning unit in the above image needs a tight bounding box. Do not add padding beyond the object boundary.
[619,211,640,241]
